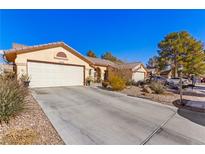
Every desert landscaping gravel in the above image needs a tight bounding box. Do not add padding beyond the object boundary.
[0,92,64,145]
[121,85,205,107]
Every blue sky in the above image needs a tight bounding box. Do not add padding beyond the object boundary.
[1,9,205,64]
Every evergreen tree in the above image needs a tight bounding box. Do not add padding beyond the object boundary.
[87,50,97,58]
[101,52,123,64]
[157,31,205,77]
[147,56,159,68]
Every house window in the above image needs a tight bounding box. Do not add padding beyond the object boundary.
[56,52,67,58]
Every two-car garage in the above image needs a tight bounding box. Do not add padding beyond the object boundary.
[28,61,84,88]
[132,71,145,82]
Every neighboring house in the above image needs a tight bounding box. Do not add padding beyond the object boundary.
[160,69,172,79]
[4,41,147,88]
[146,67,159,77]
[118,62,147,82]
[87,57,147,82]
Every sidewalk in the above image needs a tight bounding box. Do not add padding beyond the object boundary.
[185,100,205,110]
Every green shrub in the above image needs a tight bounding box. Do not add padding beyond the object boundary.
[1,128,38,145]
[109,76,126,91]
[150,82,165,94]
[102,80,109,88]
[0,76,28,124]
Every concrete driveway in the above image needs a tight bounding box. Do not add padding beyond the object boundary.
[32,86,205,145]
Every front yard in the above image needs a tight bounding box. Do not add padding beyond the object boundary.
[121,85,205,111]
[0,93,64,145]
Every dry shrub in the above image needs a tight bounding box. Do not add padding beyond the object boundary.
[0,71,16,80]
[1,128,39,145]
[0,73,28,124]
[108,67,132,83]
[150,81,165,94]
[107,67,128,91]
[109,75,126,91]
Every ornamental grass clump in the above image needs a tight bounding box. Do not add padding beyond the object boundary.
[1,128,38,145]
[0,74,28,124]
[150,81,165,94]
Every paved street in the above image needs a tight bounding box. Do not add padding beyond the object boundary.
[32,86,205,145]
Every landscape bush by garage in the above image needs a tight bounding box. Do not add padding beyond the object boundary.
[108,66,132,84]
[0,74,28,124]
[109,75,126,91]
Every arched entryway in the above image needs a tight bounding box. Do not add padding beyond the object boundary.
[95,67,101,83]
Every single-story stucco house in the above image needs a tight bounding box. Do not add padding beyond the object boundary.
[86,57,147,82]
[160,69,172,79]
[4,42,147,88]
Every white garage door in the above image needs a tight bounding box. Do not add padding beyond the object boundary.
[28,61,84,88]
[132,72,145,82]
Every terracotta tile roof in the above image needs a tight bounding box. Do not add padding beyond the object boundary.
[3,41,145,71]
[4,42,93,65]
[86,57,142,70]
[86,57,118,67]
[118,62,141,70]
[4,42,65,54]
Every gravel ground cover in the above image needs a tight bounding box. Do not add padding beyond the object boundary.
[0,92,64,145]
[121,85,205,108]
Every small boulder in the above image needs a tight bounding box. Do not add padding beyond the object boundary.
[143,85,152,94]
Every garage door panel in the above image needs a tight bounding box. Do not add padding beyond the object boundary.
[133,72,144,82]
[28,62,84,88]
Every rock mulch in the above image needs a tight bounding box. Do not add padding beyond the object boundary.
[121,86,205,108]
[0,93,64,145]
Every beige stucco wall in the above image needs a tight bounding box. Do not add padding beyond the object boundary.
[15,46,94,80]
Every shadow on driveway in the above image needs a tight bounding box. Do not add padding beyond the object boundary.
[177,109,205,126]
[173,99,205,127]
